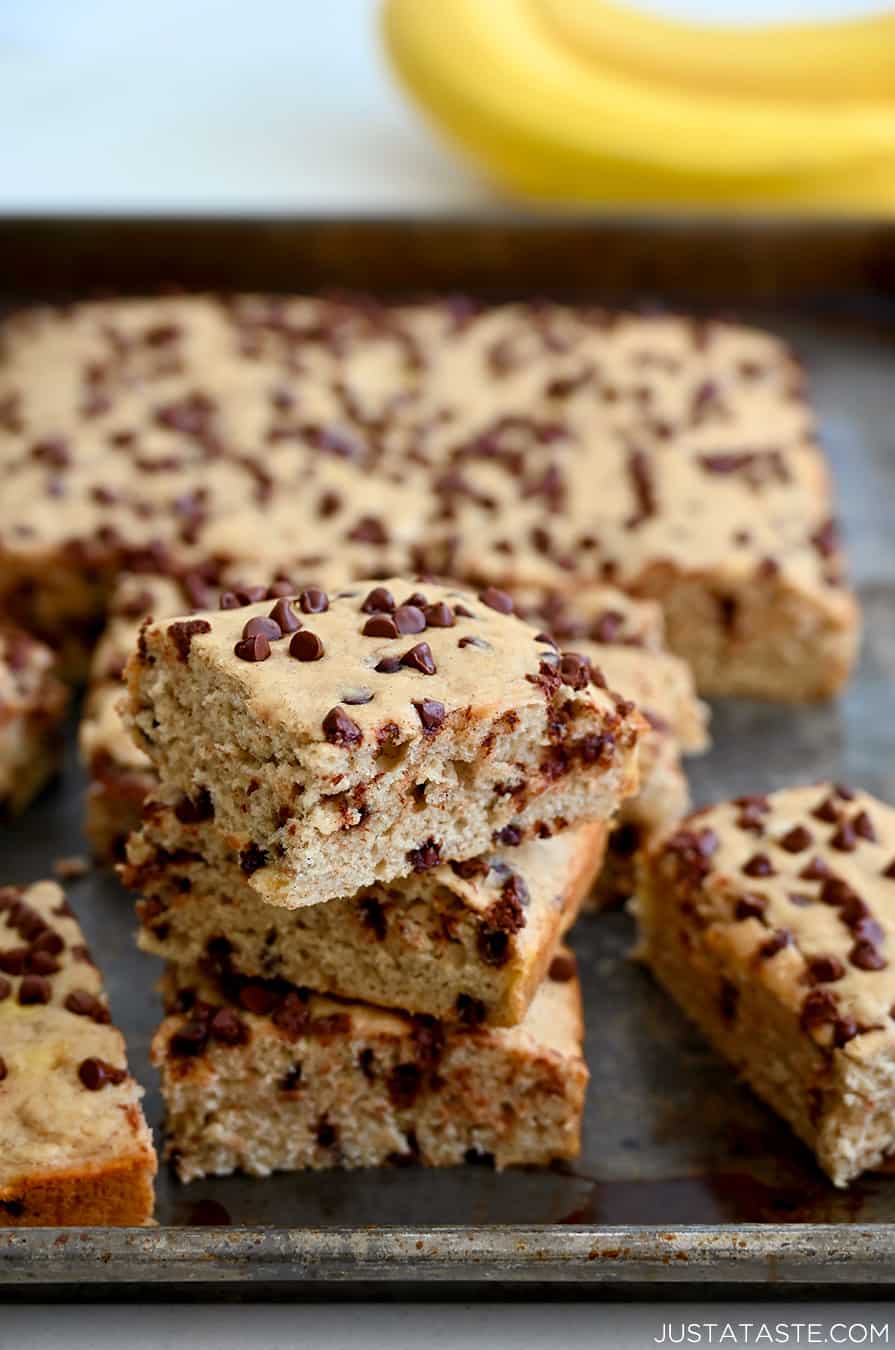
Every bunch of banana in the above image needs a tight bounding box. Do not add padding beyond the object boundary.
[381,0,895,211]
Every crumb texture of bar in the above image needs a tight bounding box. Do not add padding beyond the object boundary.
[0,880,156,1225]
[153,951,587,1180]
[126,578,643,907]
[639,783,895,1186]
[0,296,857,698]
[0,627,68,815]
[127,807,605,1026]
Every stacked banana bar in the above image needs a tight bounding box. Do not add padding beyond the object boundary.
[122,577,644,1179]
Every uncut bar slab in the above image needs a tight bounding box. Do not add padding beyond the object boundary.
[126,806,605,1027]
[0,881,156,1225]
[153,950,587,1180]
[638,783,895,1187]
[126,578,643,908]
[0,295,857,699]
[0,627,68,816]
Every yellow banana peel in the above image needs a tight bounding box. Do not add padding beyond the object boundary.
[538,0,895,103]
[381,0,895,212]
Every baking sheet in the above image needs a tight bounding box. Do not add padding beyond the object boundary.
[1,217,894,1296]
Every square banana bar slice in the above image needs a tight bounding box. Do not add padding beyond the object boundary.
[639,783,895,1186]
[126,578,643,909]
[125,807,605,1027]
[153,948,588,1180]
[0,627,68,816]
[0,880,156,1225]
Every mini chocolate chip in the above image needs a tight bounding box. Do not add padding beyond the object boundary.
[299,586,328,614]
[168,618,211,661]
[0,950,26,976]
[290,630,324,661]
[454,604,476,618]
[363,614,399,638]
[414,699,445,734]
[495,824,523,847]
[234,633,270,662]
[394,605,426,635]
[479,587,513,614]
[830,822,857,852]
[323,707,363,745]
[800,857,831,881]
[341,688,374,705]
[375,656,402,674]
[548,952,577,982]
[458,636,491,650]
[534,631,558,648]
[361,587,396,614]
[812,795,841,824]
[559,652,590,690]
[30,931,64,956]
[850,939,887,971]
[800,988,838,1031]
[743,854,776,878]
[806,956,846,983]
[243,616,281,642]
[853,810,877,841]
[884,859,895,879]
[423,602,454,628]
[759,929,792,959]
[219,592,242,609]
[779,825,813,853]
[26,951,60,976]
[0,977,10,1001]
[18,975,51,1005]
[852,915,884,944]
[65,990,111,1023]
[268,598,301,633]
[403,592,428,609]
[401,642,436,676]
[79,1057,127,1090]
[735,893,767,920]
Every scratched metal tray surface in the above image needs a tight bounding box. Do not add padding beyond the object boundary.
[1,217,895,1298]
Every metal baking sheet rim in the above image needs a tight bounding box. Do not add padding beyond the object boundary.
[3,1225,895,1288]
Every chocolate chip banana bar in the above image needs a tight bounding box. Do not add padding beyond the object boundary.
[153,948,587,1180]
[0,880,156,1224]
[126,578,643,908]
[125,806,605,1027]
[0,627,68,816]
[638,784,895,1186]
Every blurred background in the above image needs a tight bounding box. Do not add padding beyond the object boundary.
[1,0,890,216]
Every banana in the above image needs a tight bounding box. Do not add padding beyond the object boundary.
[380,0,895,209]
[537,0,895,103]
